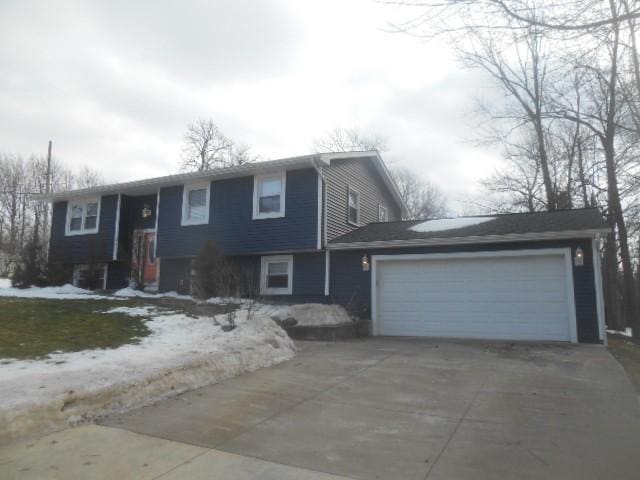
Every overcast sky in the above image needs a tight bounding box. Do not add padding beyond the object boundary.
[0,0,504,213]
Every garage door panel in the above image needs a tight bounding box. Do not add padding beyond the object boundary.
[376,254,572,341]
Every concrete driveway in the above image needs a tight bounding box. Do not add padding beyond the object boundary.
[3,338,640,479]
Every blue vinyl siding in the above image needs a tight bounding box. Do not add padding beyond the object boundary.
[158,252,326,303]
[329,239,601,343]
[49,195,118,264]
[157,168,319,257]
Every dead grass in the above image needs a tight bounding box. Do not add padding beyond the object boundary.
[0,298,155,361]
[608,335,640,393]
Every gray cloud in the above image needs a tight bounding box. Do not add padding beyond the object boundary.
[0,0,503,212]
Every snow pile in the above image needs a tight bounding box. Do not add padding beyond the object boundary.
[105,306,166,317]
[0,283,111,300]
[112,287,192,301]
[206,296,252,306]
[607,327,633,338]
[0,278,10,289]
[410,216,495,233]
[0,307,295,444]
[113,287,253,306]
[264,303,352,327]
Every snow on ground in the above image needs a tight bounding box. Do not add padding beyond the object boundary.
[0,283,113,300]
[0,305,295,444]
[105,305,166,317]
[264,303,352,326]
[112,287,192,301]
[607,327,633,338]
[0,278,10,289]
[410,216,495,233]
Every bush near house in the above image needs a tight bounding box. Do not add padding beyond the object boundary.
[191,240,238,299]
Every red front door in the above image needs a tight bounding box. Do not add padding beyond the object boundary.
[132,230,158,289]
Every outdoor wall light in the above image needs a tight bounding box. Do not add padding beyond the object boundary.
[574,247,584,267]
[141,204,152,219]
[362,254,370,272]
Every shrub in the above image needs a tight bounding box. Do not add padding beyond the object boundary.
[191,240,238,299]
[44,263,73,286]
[11,239,47,288]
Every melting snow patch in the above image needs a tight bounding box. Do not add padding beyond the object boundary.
[0,278,10,289]
[0,284,112,300]
[0,306,295,443]
[260,303,352,326]
[607,327,633,338]
[105,306,163,317]
[410,216,495,233]
[112,287,192,301]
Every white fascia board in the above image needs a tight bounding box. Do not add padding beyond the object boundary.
[327,229,611,250]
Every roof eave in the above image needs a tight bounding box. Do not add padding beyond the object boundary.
[326,228,611,250]
[35,154,329,202]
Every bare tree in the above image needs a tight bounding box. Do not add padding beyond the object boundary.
[390,167,447,219]
[75,166,103,189]
[180,119,252,172]
[312,127,387,153]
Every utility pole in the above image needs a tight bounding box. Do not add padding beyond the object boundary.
[42,141,52,255]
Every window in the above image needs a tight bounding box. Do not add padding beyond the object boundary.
[260,255,293,295]
[73,264,107,290]
[347,187,360,225]
[65,198,100,236]
[378,204,389,222]
[253,172,286,219]
[181,182,210,226]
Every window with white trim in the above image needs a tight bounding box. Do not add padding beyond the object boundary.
[260,255,293,295]
[181,182,210,226]
[347,187,360,225]
[65,198,100,236]
[378,204,389,222]
[253,172,286,219]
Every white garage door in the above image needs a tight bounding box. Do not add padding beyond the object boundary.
[375,252,575,341]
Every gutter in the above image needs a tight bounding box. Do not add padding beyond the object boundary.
[36,154,331,202]
[326,228,612,250]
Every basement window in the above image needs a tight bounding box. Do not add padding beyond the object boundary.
[260,255,293,295]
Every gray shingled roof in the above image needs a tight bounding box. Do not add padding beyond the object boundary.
[328,208,609,247]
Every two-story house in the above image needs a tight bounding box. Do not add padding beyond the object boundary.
[43,151,609,344]
[46,151,405,302]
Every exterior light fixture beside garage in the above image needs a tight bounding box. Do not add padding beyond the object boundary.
[574,248,584,266]
[362,254,370,272]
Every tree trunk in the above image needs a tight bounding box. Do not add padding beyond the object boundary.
[604,230,624,330]
[576,139,590,207]
[603,0,639,338]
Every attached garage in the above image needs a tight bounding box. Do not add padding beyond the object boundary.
[327,208,610,344]
[373,250,576,341]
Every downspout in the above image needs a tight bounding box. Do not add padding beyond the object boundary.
[592,234,607,345]
[312,159,330,296]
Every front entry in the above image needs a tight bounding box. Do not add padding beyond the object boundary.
[131,229,158,291]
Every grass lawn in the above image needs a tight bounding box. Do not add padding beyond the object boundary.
[608,335,640,393]
[0,298,153,361]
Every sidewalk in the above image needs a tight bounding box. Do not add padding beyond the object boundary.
[0,425,349,480]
